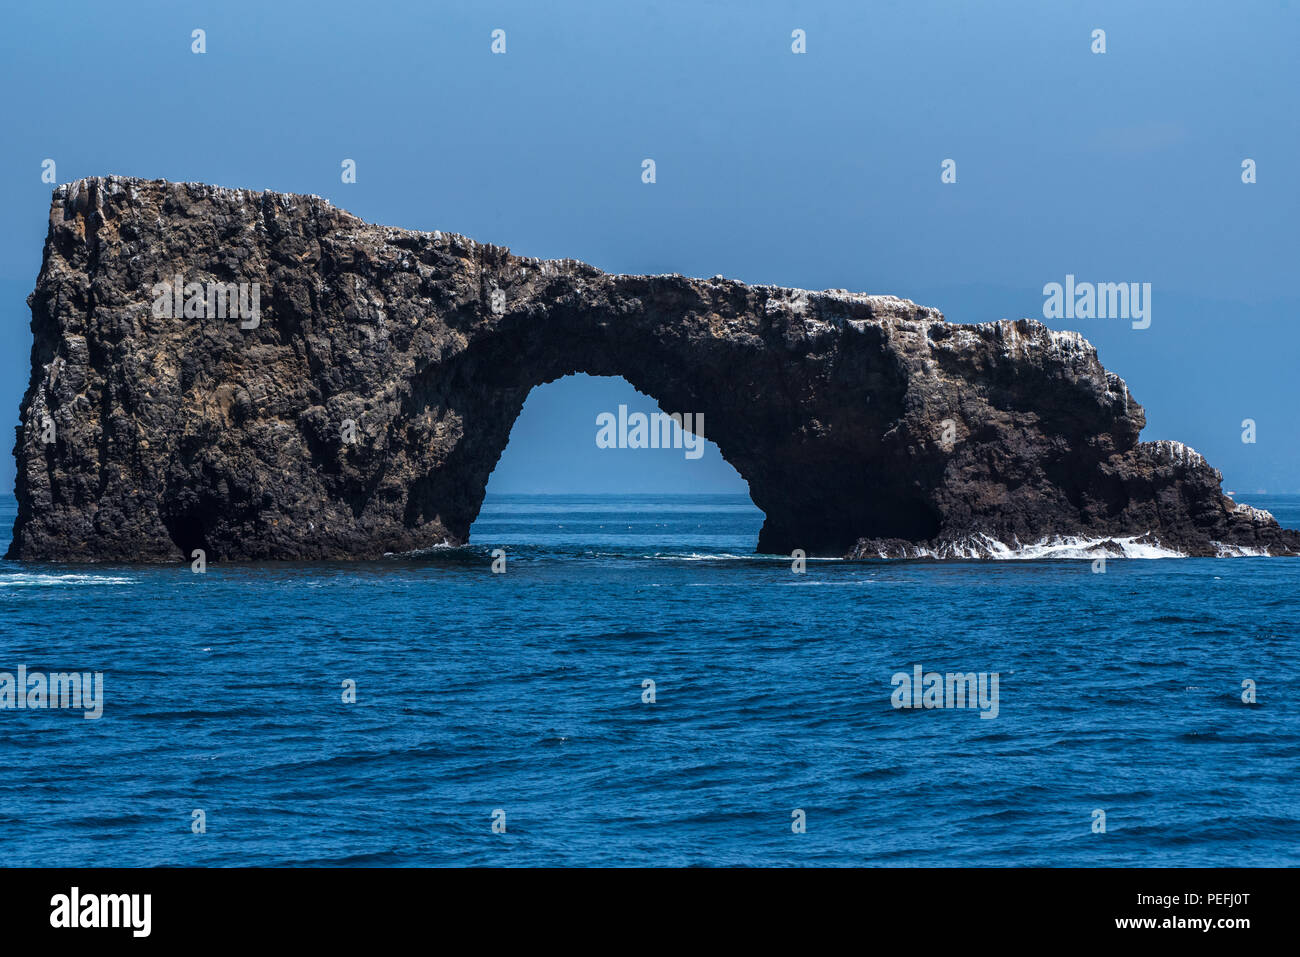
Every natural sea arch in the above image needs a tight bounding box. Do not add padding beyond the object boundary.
[397,303,942,560]
[11,177,1296,562]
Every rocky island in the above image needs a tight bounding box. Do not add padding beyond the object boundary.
[9,176,1297,561]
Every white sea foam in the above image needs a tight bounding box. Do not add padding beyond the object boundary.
[781,579,880,586]
[648,552,770,561]
[386,541,455,557]
[1211,543,1272,557]
[860,532,1292,560]
[861,533,1187,560]
[647,552,839,562]
[0,573,135,587]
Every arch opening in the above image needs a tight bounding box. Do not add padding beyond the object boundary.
[468,374,764,552]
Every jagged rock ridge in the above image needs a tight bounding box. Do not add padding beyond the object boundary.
[9,176,1298,561]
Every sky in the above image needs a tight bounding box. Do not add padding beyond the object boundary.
[0,0,1295,496]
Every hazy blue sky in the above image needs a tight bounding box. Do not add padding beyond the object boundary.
[0,0,1295,495]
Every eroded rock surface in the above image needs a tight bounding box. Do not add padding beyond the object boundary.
[9,176,1297,561]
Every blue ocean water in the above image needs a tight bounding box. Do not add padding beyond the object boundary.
[0,492,1297,867]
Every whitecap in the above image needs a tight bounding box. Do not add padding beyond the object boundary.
[0,573,135,587]
[862,533,1188,560]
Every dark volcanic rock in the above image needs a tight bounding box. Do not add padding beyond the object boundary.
[9,176,1298,561]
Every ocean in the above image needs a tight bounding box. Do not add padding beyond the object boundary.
[1,492,1297,866]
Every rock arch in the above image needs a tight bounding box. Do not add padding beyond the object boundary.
[9,177,1296,561]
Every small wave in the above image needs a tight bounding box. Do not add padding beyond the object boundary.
[384,542,455,557]
[647,551,771,561]
[645,551,839,562]
[1211,543,1273,557]
[973,534,1186,560]
[0,573,135,587]
[781,579,877,586]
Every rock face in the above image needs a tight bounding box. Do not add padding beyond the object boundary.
[9,176,1298,561]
